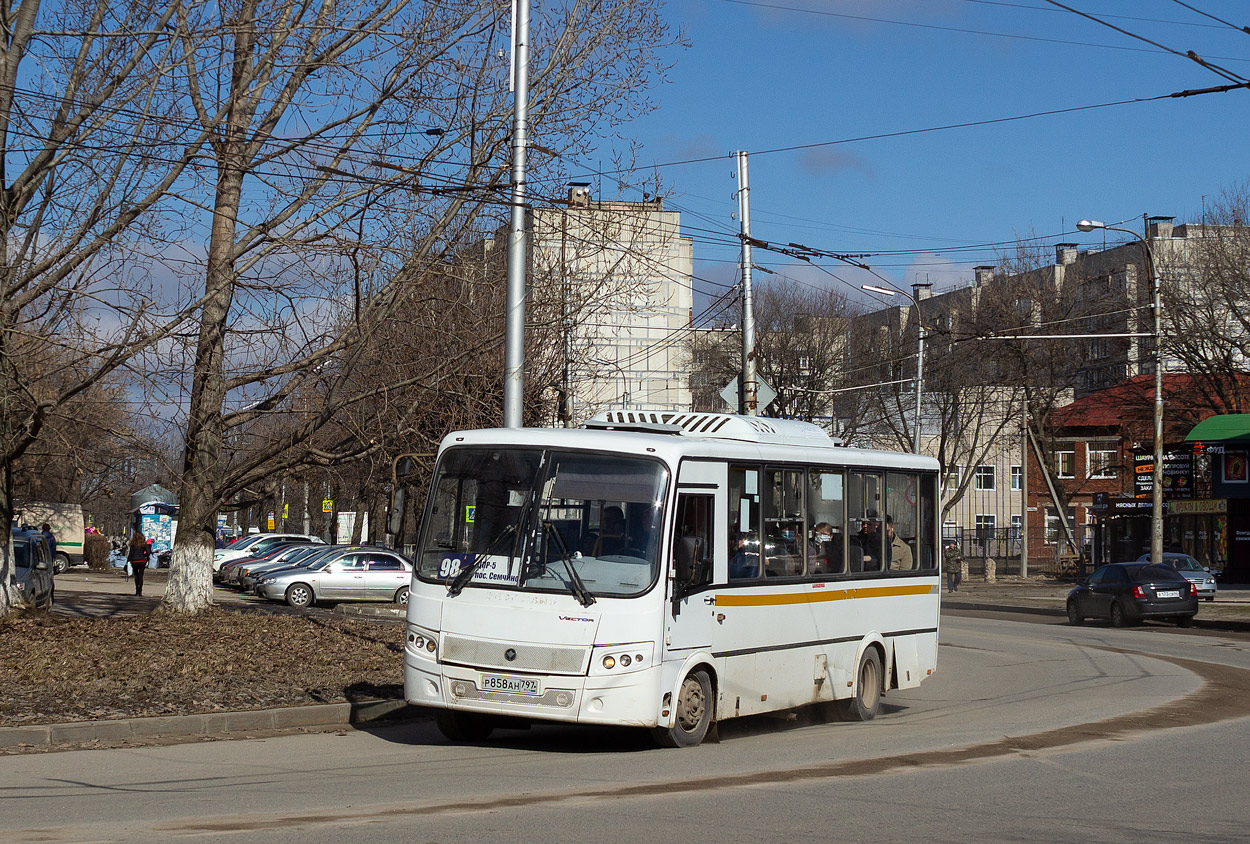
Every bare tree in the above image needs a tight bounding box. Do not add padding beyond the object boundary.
[0,0,227,613]
[1162,185,1250,413]
[161,0,679,612]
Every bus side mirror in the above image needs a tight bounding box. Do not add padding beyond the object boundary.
[387,487,406,537]
[674,536,697,591]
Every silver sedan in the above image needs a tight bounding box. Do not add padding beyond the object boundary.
[1137,552,1217,601]
[256,550,413,608]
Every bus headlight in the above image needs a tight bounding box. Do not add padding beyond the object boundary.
[407,624,439,660]
[591,643,654,675]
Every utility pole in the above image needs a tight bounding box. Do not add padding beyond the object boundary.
[736,150,757,416]
[502,0,531,428]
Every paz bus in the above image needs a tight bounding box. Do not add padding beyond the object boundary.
[404,410,941,747]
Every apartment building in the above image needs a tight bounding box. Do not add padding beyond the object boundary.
[528,188,694,423]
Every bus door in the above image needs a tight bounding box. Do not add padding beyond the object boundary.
[663,461,723,671]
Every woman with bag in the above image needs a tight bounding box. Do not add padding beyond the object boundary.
[126,531,151,597]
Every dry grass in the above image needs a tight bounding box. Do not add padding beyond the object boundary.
[0,608,404,726]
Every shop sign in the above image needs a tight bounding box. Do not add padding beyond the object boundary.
[1134,448,1193,499]
[1167,498,1228,516]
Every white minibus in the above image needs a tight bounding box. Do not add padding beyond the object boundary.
[404,411,941,747]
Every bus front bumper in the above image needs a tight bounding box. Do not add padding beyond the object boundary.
[405,655,663,728]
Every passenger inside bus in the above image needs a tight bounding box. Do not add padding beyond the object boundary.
[854,513,883,571]
[885,514,914,570]
[810,521,843,574]
[729,530,760,579]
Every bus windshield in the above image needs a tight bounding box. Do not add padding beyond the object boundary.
[418,446,669,599]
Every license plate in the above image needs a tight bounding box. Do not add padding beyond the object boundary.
[480,674,540,695]
[1156,590,1180,598]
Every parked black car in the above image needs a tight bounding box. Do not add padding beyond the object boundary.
[1067,562,1198,628]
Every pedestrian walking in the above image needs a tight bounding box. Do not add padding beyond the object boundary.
[945,542,963,593]
[126,531,151,597]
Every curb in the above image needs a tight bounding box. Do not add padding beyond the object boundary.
[943,599,1250,632]
[0,699,427,753]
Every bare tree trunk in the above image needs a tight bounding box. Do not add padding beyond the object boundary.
[165,128,247,612]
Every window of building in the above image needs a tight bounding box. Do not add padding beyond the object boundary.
[1044,506,1077,546]
[1088,441,1117,479]
[1056,449,1076,478]
[975,514,996,539]
[1010,514,1022,538]
[1010,465,1023,491]
[974,465,996,491]
[943,466,961,491]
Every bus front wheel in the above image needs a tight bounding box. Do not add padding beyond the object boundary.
[839,648,882,722]
[435,710,495,742]
[653,669,712,748]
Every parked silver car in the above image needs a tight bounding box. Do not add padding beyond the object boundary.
[212,533,325,576]
[1137,552,1217,601]
[255,548,413,608]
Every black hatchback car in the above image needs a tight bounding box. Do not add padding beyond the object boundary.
[1067,562,1198,627]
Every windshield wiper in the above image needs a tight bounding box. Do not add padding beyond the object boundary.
[446,523,517,597]
[542,520,596,608]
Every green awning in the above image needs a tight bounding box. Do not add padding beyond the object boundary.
[1185,414,1250,442]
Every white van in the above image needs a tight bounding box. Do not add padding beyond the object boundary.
[13,501,86,574]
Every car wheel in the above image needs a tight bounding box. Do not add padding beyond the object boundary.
[435,710,495,742]
[652,668,713,747]
[838,648,883,722]
[1067,599,1083,626]
[1205,597,1215,602]
[395,585,409,606]
[53,553,69,575]
[1110,600,1129,628]
[285,583,315,608]
[1176,615,1194,628]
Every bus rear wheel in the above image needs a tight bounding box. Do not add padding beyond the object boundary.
[838,648,882,722]
[652,669,712,748]
[435,710,495,742]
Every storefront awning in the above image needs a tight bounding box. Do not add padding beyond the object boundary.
[1185,414,1250,442]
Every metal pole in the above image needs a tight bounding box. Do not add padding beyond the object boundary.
[1145,214,1165,567]
[911,283,928,455]
[736,151,757,416]
[502,0,531,428]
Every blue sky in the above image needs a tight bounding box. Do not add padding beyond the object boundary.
[570,0,1250,315]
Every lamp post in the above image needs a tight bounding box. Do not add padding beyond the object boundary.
[1076,217,1164,567]
[862,283,930,454]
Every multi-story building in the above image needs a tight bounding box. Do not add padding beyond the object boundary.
[849,219,1247,565]
[528,187,693,423]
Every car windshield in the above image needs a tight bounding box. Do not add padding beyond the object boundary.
[1169,556,1203,572]
[418,446,669,599]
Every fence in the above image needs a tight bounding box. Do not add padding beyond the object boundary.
[942,524,1095,579]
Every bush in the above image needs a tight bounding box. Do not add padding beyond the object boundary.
[84,534,111,570]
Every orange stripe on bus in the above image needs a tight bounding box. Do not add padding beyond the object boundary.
[712,583,936,607]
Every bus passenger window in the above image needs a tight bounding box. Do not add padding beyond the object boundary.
[763,468,804,577]
[808,470,845,575]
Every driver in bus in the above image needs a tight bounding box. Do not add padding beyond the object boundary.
[592,506,627,556]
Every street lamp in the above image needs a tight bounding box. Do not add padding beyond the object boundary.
[1076,217,1164,567]
[862,282,930,454]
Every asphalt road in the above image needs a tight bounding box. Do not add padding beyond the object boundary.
[4,614,1249,843]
